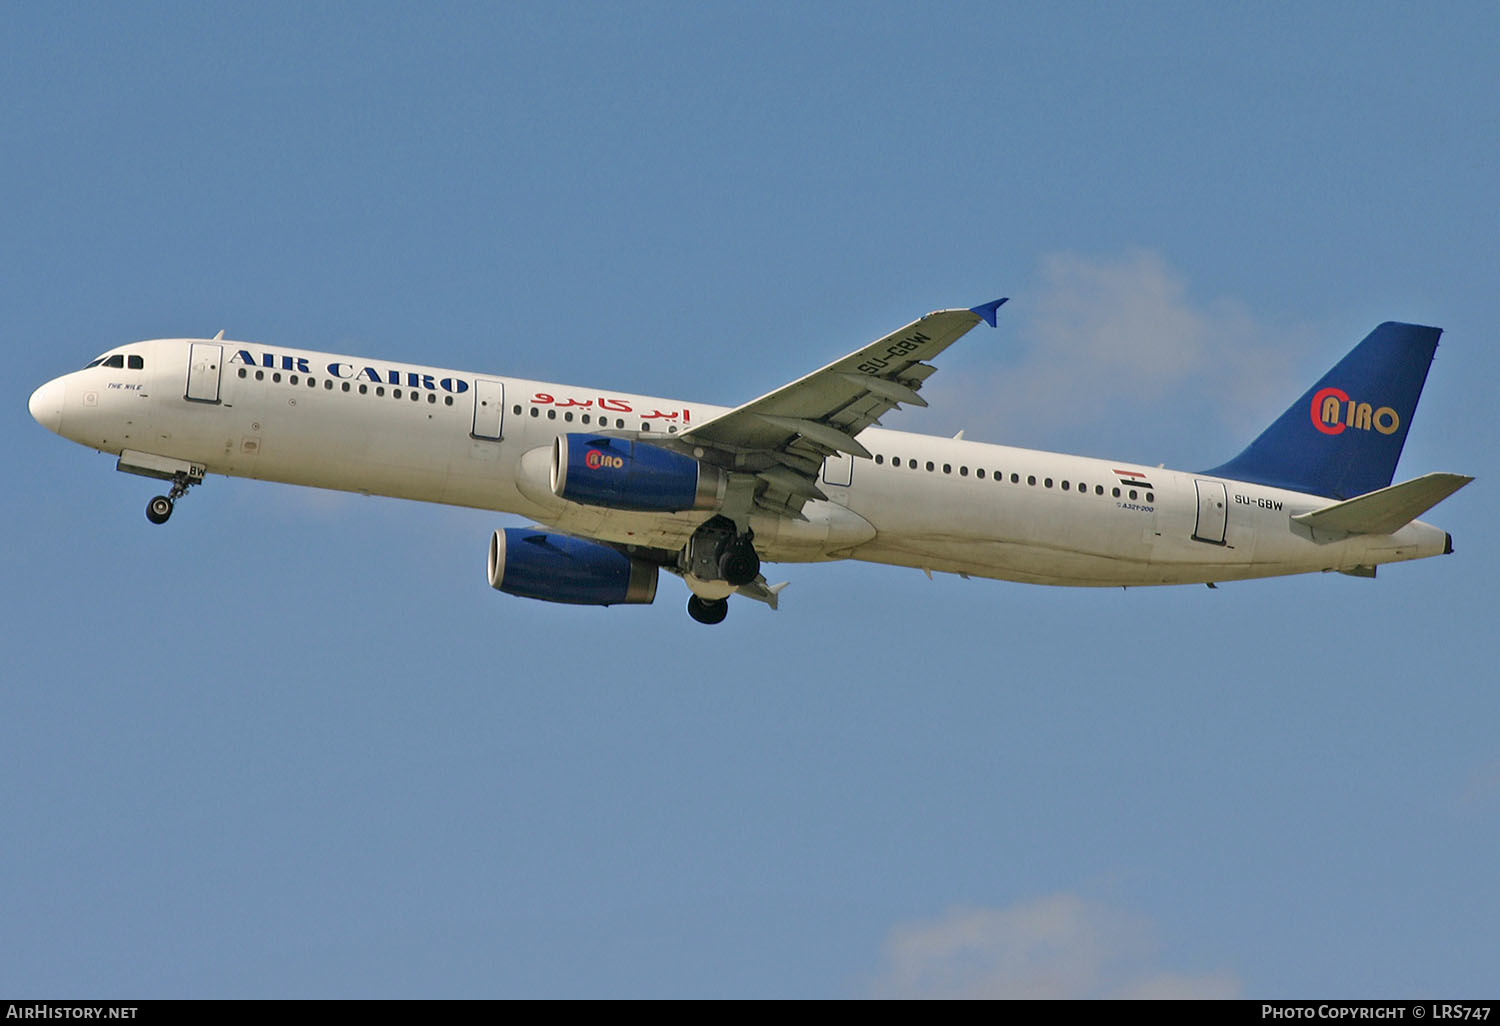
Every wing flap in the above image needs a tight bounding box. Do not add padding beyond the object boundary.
[1291,472,1473,535]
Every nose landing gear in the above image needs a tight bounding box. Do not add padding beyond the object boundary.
[144,471,198,525]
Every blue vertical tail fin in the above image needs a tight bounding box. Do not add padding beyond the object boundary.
[1204,322,1440,499]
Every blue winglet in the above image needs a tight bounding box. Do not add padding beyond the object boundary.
[969,297,1008,327]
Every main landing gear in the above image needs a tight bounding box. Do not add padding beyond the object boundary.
[145,472,198,525]
[679,516,762,625]
[683,516,760,588]
[717,534,760,587]
[687,595,729,625]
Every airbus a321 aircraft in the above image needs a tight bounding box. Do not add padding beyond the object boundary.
[28,299,1471,624]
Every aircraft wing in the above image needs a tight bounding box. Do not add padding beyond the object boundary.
[681,300,1005,516]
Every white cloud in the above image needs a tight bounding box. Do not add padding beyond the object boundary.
[870,893,1240,1000]
[917,249,1309,464]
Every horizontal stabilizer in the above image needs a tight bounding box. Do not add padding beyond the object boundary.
[1291,472,1473,535]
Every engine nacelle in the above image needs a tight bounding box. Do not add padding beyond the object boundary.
[488,528,658,606]
[551,434,725,513]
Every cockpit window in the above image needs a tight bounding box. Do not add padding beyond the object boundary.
[84,353,144,369]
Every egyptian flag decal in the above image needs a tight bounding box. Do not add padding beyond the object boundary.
[1113,468,1156,489]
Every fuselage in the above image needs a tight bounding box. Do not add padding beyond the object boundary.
[28,337,1453,588]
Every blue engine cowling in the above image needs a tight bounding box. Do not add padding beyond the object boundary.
[488,528,658,605]
[551,434,725,512]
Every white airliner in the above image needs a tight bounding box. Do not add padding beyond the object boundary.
[28,299,1471,623]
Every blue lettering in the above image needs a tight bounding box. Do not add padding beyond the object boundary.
[355,366,383,383]
[229,350,257,366]
[440,377,470,394]
[262,353,276,368]
[327,362,354,379]
[387,370,401,386]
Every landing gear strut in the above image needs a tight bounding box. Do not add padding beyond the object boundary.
[145,471,197,525]
[687,595,729,625]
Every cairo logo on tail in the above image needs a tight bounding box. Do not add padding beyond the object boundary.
[1310,387,1400,436]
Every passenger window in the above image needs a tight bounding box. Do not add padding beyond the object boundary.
[925,461,935,472]
[942,464,951,474]
[325,380,333,389]
[393,388,401,399]
[359,384,368,394]
[1011,473,1019,484]
[444,396,453,406]
[875,455,884,465]
[1095,485,1103,495]
[529,407,538,417]
[976,469,985,479]
[1045,478,1053,488]
[582,414,591,424]
[238,368,247,378]
[513,405,522,415]
[1027,475,1036,486]
[547,409,555,419]
[1061,481,1070,491]
[256,370,265,381]
[290,375,299,385]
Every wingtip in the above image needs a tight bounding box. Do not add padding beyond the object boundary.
[969,297,1009,327]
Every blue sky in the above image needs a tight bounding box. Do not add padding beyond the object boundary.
[5,2,1497,997]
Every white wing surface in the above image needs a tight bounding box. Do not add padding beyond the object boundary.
[680,300,1005,516]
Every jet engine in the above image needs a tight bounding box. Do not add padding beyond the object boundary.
[488,528,658,605]
[551,434,725,513]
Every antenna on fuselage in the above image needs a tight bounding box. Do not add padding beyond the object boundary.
[212,330,225,340]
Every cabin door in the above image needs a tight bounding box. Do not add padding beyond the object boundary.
[1192,479,1228,545]
[185,343,223,403]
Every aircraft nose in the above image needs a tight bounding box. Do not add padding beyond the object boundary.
[29,378,64,434]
